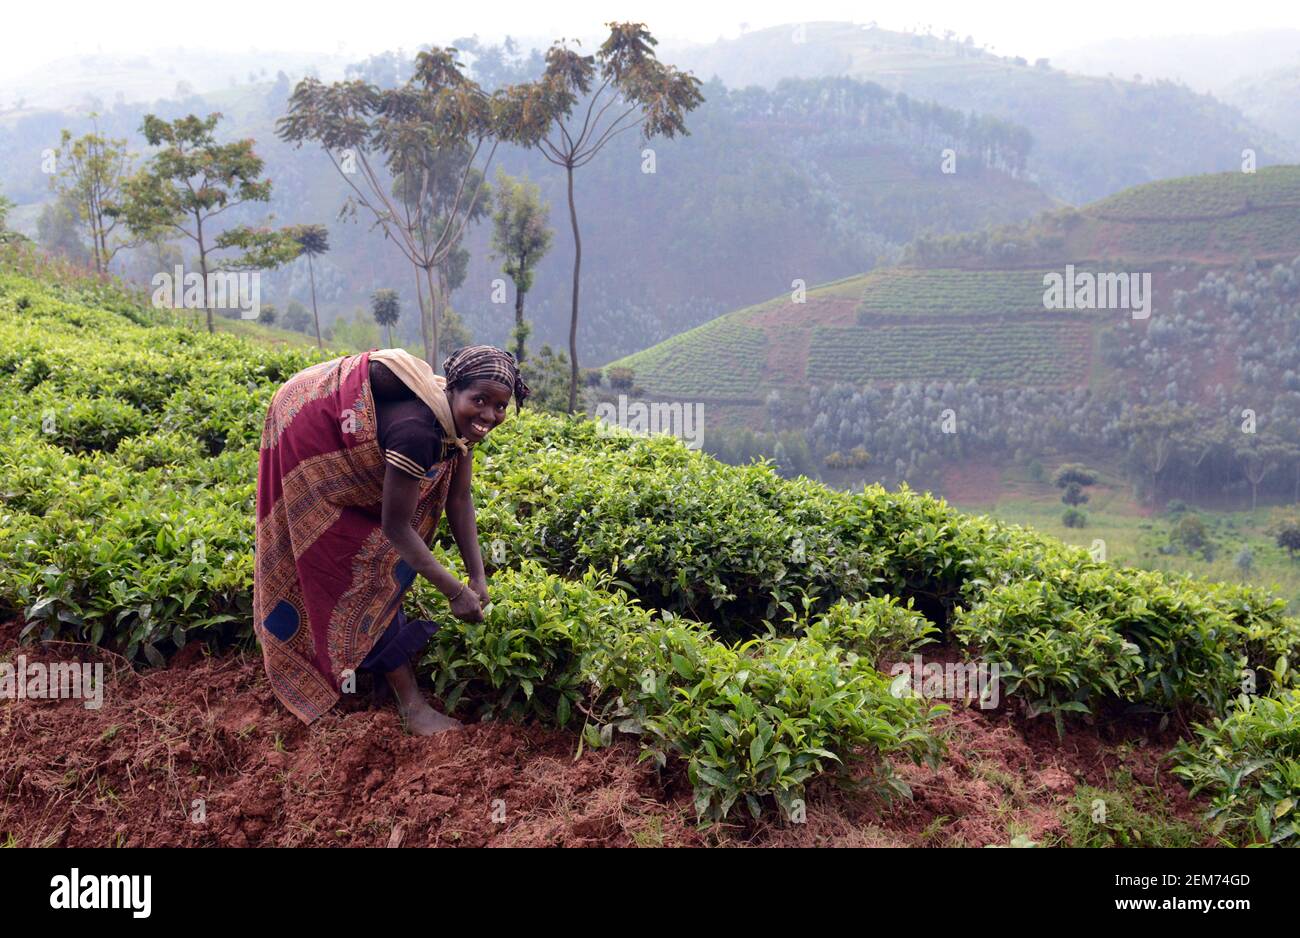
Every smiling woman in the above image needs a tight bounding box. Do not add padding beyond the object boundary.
[251,344,529,734]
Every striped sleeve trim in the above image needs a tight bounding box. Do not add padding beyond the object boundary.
[384,449,428,479]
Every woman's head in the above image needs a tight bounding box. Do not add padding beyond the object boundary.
[443,345,531,443]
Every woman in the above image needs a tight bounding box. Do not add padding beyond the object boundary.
[252,344,529,735]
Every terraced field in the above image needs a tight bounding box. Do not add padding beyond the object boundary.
[1079,207,1300,261]
[1089,166,1300,219]
[855,268,1078,317]
[609,166,1300,410]
[808,318,1093,386]
[612,316,768,400]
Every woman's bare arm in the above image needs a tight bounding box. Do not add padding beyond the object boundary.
[444,450,487,585]
[380,463,482,620]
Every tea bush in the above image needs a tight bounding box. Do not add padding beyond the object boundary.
[3,261,1300,829]
[1171,689,1300,846]
[418,560,945,819]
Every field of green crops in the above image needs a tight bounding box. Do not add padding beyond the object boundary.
[807,320,1092,386]
[3,259,1299,839]
[855,268,1067,317]
[607,316,768,400]
[1089,166,1300,219]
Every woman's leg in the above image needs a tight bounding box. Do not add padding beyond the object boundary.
[361,610,462,735]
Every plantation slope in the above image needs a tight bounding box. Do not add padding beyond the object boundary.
[608,166,1300,409]
[2,258,1299,838]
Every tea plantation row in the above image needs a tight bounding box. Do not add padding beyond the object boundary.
[1,265,1297,836]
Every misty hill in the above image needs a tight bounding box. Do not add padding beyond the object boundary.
[0,64,1053,365]
[1051,30,1300,148]
[671,22,1296,204]
[606,166,1300,500]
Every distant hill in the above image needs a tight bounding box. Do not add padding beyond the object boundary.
[0,66,1054,366]
[1051,30,1300,149]
[670,22,1296,204]
[607,166,1300,498]
[1223,66,1300,152]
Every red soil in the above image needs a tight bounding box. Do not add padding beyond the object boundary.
[749,296,860,388]
[0,620,1213,847]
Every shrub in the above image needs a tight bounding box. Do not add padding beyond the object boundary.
[1172,689,1300,846]
[419,562,946,820]
[1062,508,1087,528]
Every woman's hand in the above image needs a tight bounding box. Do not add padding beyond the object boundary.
[469,575,489,608]
[448,582,484,622]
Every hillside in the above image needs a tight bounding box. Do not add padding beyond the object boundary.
[3,253,1299,847]
[672,22,1295,204]
[0,61,1053,367]
[607,166,1300,500]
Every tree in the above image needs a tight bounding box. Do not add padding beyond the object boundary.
[530,22,704,411]
[287,224,329,347]
[331,307,379,351]
[1272,517,1300,561]
[277,49,548,370]
[52,120,136,274]
[438,303,472,359]
[0,192,30,246]
[1117,404,1195,505]
[111,113,298,333]
[1236,439,1289,511]
[490,168,552,365]
[520,343,573,415]
[281,300,313,334]
[37,193,90,263]
[371,288,400,346]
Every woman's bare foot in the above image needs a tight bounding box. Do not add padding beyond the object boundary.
[384,660,462,736]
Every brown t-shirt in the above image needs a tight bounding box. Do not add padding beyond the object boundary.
[370,360,451,479]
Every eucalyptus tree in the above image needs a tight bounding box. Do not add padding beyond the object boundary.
[112,113,297,333]
[287,223,329,347]
[52,119,136,274]
[371,288,400,346]
[490,168,552,365]
[277,48,550,370]
[530,22,704,411]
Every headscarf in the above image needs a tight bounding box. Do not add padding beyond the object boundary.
[443,345,532,411]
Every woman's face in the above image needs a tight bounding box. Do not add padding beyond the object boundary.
[449,378,513,443]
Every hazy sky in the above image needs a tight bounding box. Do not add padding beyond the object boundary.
[3,0,1298,82]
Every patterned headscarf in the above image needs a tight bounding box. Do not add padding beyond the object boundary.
[443,345,531,410]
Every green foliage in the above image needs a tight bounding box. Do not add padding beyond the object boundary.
[612,317,767,399]
[110,112,290,333]
[329,307,380,352]
[1061,507,1087,528]
[1172,514,1210,553]
[5,261,1300,832]
[1052,463,1098,489]
[1063,769,1203,847]
[490,168,552,292]
[856,268,1060,318]
[952,564,1300,734]
[1172,689,1300,846]
[808,320,1091,386]
[421,561,945,820]
[519,344,577,415]
[606,366,634,390]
